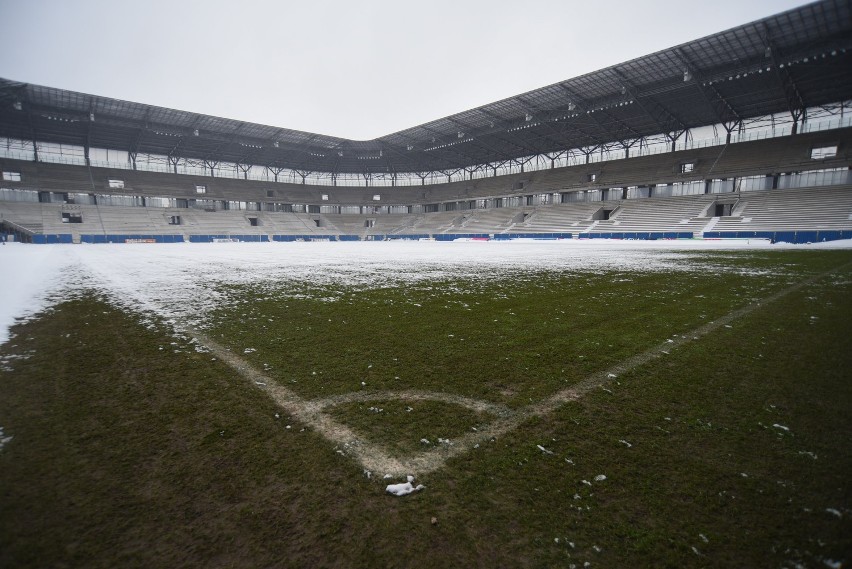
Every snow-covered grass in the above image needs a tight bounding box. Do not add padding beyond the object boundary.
[1,238,850,346]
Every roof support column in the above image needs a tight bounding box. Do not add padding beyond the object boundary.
[667,129,687,152]
[723,120,742,144]
[581,145,598,164]
[204,160,219,177]
[790,108,805,135]
[266,166,285,183]
[620,139,640,159]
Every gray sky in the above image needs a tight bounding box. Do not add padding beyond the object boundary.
[0,0,810,140]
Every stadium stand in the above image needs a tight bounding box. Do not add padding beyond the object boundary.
[2,0,851,244]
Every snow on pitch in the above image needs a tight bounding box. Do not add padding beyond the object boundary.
[386,475,425,496]
[0,238,849,346]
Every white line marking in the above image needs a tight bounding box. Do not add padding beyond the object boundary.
[193,262,848,477]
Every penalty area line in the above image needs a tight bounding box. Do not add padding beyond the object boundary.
[188,260,852,478]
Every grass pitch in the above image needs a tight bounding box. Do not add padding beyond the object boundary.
[1,249,850,568]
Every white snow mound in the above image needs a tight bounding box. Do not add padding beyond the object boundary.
[386,475,425,496]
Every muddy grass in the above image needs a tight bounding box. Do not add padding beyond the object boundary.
[0,250,850,568]
[326,399,495,458]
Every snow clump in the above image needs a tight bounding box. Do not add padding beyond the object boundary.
[386,475,425,496]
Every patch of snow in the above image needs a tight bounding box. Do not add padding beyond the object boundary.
[593,474,606,482]
[537,444,555,455]
[699,533,709,543]
[618,439,632,448]
[772,423,790,432]
[2,239,818,347]
[0,245,74,345]
[825,508,842,518]
[386,475,425,496]
[0,427,12,451]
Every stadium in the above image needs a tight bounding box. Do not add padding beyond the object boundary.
[1,0,851,567]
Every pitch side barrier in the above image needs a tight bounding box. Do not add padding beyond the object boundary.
[80,234,184,244]
[378,235,431,241]
[22,230,852,244]
[703,230,852,243]
[433,234,491,241]
[580,232,695,240]
[492,233,573,240]
[31,234,73,244]
[272,235,345,242]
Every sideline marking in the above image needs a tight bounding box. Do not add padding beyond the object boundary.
[192,262,850,477]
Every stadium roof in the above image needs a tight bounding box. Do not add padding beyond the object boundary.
[1,0,851,176]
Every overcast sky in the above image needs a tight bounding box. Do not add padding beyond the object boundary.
[0,0,810,140]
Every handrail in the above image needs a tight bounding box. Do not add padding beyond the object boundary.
[0,216,36,235]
